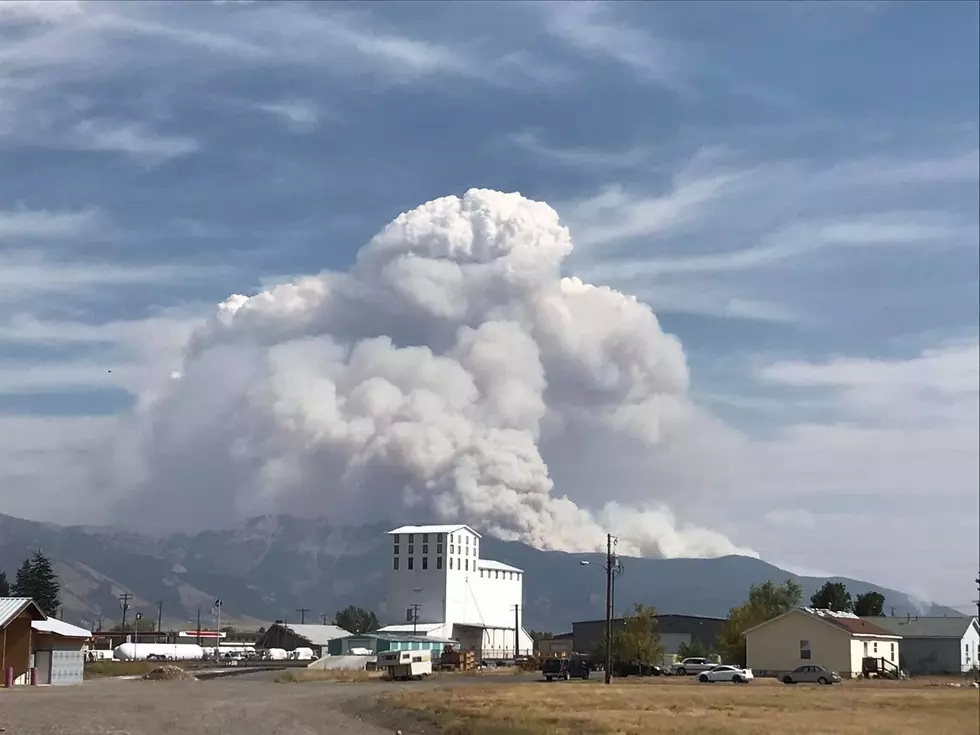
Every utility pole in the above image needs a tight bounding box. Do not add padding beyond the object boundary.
[605,533,613,685]
[196,608,202,646]
[213,599,223,659]
[512,604,520,658]
[118,593,132,638]
[408,604,421,636]
[321,613,330,625]
[157,601,163,640]
[134,612,142,648]
[296,608,310,625]
[974,573,979,622]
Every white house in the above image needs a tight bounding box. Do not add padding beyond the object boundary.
[382,524,534,659]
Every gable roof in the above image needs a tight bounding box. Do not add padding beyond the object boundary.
[388,524,481,538]
[863,616,979,639]
[33,619,92,639]
[0,598,47,629]
[744,607,901,639]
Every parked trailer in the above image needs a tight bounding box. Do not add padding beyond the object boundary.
[114,643,205,661]
[377,650,432,681]
[290,647,315,661]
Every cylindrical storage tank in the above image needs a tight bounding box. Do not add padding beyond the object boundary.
[114,643,205,661]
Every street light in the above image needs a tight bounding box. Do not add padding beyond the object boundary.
[579,534,624,684]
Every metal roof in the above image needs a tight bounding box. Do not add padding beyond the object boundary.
[0,598,45,629]
[279,624,351,646]
[346,632,458,644]
[863,616,979,639]
[377,623,445,634]
[388,524,482,538]
[33,619,92,638]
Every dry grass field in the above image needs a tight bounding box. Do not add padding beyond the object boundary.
[385,676,980,735]
[83,660,162,678]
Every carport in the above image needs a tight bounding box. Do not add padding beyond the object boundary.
[1,597,46,686]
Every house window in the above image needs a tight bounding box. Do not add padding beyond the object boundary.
[423,544,429,554]
[863,642,869,656]
[394,545,400,555]
[393,557,399,570]
[437,557,443,570]
[873,642,878,654]
[408,557,414,570]
[891,643,896,660]
[422,557,428,570]
[800,640,811,660]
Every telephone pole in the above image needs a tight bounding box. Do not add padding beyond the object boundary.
[157,601,163,640]
[118,593,132,636]
[408,604,421,636]
[974,573,979,622]
[321,613,330,625]
[295,608,310,625]
[605,534,613,685]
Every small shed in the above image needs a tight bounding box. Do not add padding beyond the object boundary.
[255,623,350,658]
[32,618,92,685]
[0,597,46,686]
[327,632,458,657]
[863,616,980,675]
[745,607,902,678]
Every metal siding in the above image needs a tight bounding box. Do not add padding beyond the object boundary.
[49,650,84,685]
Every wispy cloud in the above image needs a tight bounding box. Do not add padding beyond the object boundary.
[506,131,654,170]
[252,98,324,133]
[71,119,200,165]
[0,206,102,239]
[541,1,688,92]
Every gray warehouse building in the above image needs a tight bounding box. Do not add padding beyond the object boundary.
[572,614,726,657]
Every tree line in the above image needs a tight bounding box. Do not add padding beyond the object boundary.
[0,550,62,616]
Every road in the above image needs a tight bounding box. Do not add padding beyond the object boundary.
[0,671,541,735]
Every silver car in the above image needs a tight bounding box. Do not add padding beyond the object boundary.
[781,665,841,685]
[672,657,716,676]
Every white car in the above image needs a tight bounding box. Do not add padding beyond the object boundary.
[697,665,754,684]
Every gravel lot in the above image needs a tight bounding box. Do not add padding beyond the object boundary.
[0,671,541,735]
[0,674,402,735]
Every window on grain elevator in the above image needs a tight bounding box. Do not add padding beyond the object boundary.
[422,557,428,570]
[408,557,414,570]
[393,557,399,570]
[437,556,443,570]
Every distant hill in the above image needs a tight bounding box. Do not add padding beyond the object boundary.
[0,512,959,631]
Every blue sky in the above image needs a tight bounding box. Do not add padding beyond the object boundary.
[1,0,977,607]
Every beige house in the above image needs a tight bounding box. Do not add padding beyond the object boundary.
[745,607,901,678]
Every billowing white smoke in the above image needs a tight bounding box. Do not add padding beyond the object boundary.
[112,189,754,559]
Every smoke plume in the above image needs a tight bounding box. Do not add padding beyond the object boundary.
[108,189,754,559]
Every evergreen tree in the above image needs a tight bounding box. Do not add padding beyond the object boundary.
[0,569,9,597]
[854,591,886,617]
[334,606,380,634]
[10,551,61,615]
[11,558,32,597]
[28,550,61,615]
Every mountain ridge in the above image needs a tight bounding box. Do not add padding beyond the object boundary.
[0,512,959,631]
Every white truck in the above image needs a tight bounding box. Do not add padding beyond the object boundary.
[377,650,432,681]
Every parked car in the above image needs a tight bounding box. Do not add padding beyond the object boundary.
[781,665,841,685]
[614,661,664,677]
[697,665,754,684]
[542,658,591,681]
[672,657,716,676]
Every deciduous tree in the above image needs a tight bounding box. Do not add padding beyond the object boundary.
[718,579,802,666]
[334,606,380,634]
[810,581,853,612]
[614,604,664,666]
[854,591,886,617]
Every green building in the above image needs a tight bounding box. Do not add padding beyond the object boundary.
[327,632,457,656]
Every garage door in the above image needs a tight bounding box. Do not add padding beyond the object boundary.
[49,650,84,685]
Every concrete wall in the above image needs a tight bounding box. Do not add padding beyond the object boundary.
[387,531,449,626]
[1,616,33,684]
[746,611,853,677]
